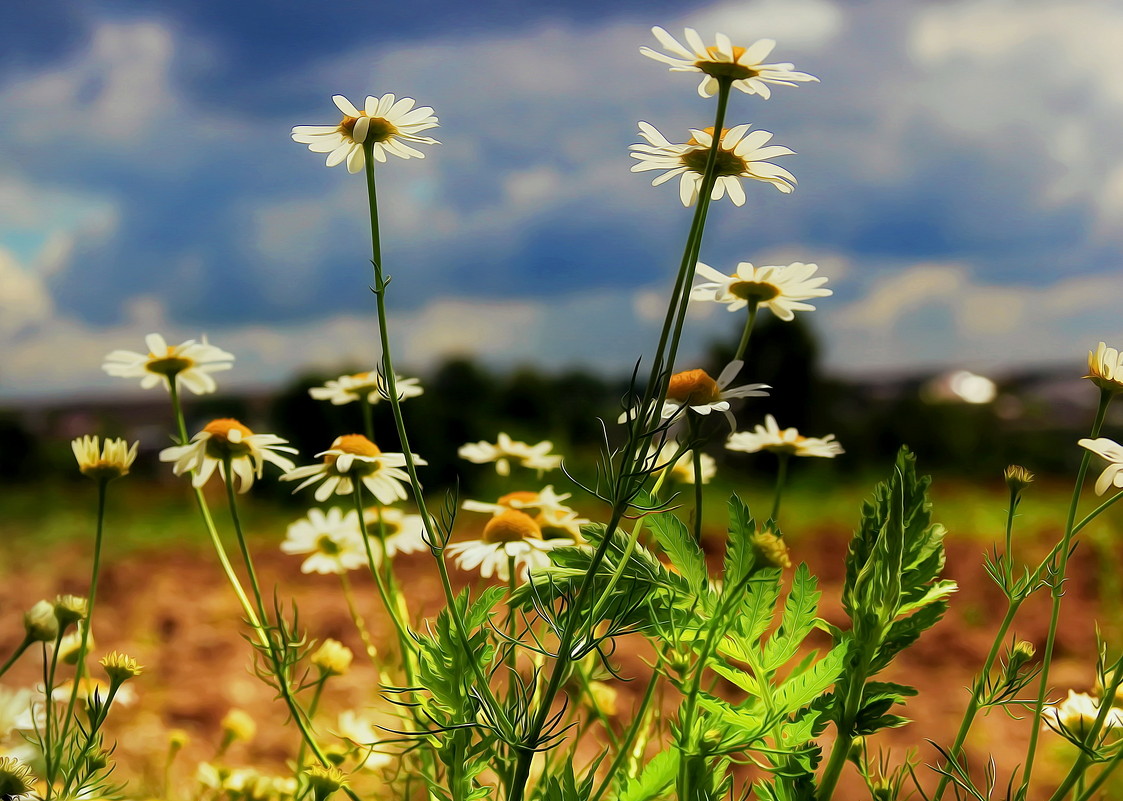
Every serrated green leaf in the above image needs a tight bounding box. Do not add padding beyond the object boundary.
[772,641,850,717]
[724,494,757,587]
[871,600,949,673]
[618,748,678,801]
[649,510,708,595]
[762,564,820,673]
[895,578,957,618]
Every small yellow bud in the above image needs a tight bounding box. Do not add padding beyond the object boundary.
[54,595,88,627]
[100,651,143,683]
[750,527,792,570]
[305,765,347,801]
[24,599,59,642]
[311,639,353,677]
[585,681,619,718]
[1004,465,1035,495]
[221,709,257,743]
[168,728,189,750]
[72,435,138,481]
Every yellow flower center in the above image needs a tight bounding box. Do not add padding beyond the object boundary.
[339,115,399,144]
[483,510,542,544]
[331,434,381,457]
[364,509,403,536]
[696,46,760,81]
[666,369,721,406]
[729,280,781,302]
[146,346,193,377]
[202,419,255,458]
[681,128,748,177]
[535,510,577,541]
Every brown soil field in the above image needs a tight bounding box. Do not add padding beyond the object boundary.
[0,520,1117,800]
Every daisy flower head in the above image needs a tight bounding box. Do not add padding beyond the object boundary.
[691,261,831,320]
[282,434,422,504]
[1086,342,1123,394]
[630,122,795,206]
[1043,690,1123,739]
[291,94,439,173]
[363,505,430,556]
[457,433,563,476]
[282,507,368,574]
[726,415,843,458]
[622,360,768,431]
[159,419,298,493]
[446,509,568,582]
[103,333,233,394]
[648,440,716,485]
[640,27,818,99]
[1078,437,1123,495]
[309,371,424,406]
[72,435,139,481]
[461,486,588,540]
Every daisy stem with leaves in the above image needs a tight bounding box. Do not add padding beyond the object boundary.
[1022,388,1113,791]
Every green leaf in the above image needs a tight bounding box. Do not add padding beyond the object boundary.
[618,748,678,801]
[724,494,757,587]
[772,641,850,717]
[762,563,821,673]
[871,600,949,673]
[649,510,709,595]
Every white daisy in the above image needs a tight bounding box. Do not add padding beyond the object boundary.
[282,434,423,504]
[102,333,233,394]
[446,510,569,582]
[1086,342,1123,395]
[0,688,38,744]
[1043,690,1123,738]
[648,441,716,484]
[726,415,843,458]
[281,507,368,574]
[691,261,831,320]
[621,361,768,431]
[159,419,298,494]
[333,710,395,771]
[640,27,818,99]
[457,433,563,476]
[461,487,588,541]
[291,94,439,174]
[362,506,429,556]
[1078,437,1123,495]
[309,371,424,406]
[51,678,136,708]
[630,122,795,206]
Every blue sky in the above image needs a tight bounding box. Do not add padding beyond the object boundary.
[3,0,1123,400]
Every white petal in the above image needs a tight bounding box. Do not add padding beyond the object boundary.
[333,95,361,117]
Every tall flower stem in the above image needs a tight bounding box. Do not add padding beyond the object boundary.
[1022,389,1112,792]
[360,396,375,441]
[0,638,30,679]
[339,573,379,663]
[733,301,760,363]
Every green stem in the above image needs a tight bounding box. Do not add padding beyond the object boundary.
[0,637,31,679]
[733,301,760,363]
[1074,745,1123,801]
[932,600,1022,801]
[1023,389,1112,792]
[296,677,327,772]
[1073,490,1123,535]
[770,453,790,522]
[816,640,878,801]
[1046,662,1123,801]
[360,396,375,441]
[590,670,660,801]
[339,573,379,663]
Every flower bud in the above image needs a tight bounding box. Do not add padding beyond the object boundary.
[750,526,792,570]
[1004,465,1035,495]
[306,765,347,801]
[311,639,353,677]
[24,600,59,642]
[221,708,257,744]
[101,651,143,684]
[53,595,88,628]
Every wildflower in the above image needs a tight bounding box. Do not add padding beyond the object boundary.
[1077,437,1123,495]
[100,651,143,683]
[1004,465,1035,494]
[1086,342,1123,394]
[332,711,394,770]
[102,333,233,394]
[446,510,569,582]
[281,507,368,574]
[690,261,831,320]
[648,440,716,484]
[630,121,795,206]
[309,371,424,406]
[640,27,817,99]
[727,415,843,458]
[221,709,257,743]
[292,94,439,173]
[305,765,347,801]
[457,433,563,476]
[311,639,354,677]
[159,419,297,494]
[362,506,429,556]
[586,680,619,717]
[1043,690,1123,738]
[622,361,768,431]
[461,487,588,540]
[0,688,37,742]
[168,728,189,750]
[0,757,34,800]
[71,435,139,481]
[24,600,58,642]
[53,595,88,628]
[751,526,792,569]
[282,435,420,504]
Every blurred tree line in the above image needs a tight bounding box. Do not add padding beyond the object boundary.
[0,318,1099,490]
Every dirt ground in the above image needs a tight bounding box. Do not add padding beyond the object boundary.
[0,521,1114,800]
